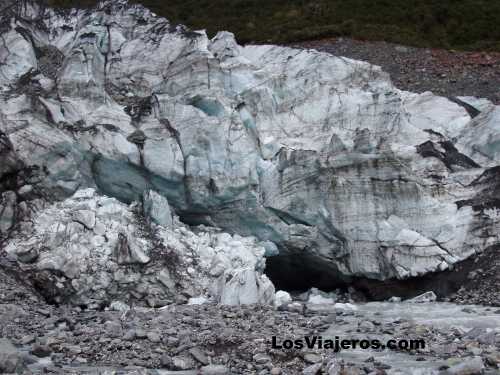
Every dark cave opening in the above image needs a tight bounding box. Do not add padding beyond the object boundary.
[265,250,482,301]
[265,253,352,293]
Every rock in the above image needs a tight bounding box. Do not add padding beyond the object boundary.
[270,368,282,375]
[303,363,323,375]
[109,301,130,312]
[285,302,305,314]
[104,321,122,338]
[114,233,150,265]
[485,352,500,367]
[147,332,161,343]
[189,347,209,365]
[407,291,437,303]
[444,356,484,374]
[30,343,51,358]
[172,355,196,370]
[123,330,136,341]
[142,190,173,227]
[127,130,147,145]
[326,359,342,375]
[0,338,26,374]
[0,191,18,235]
[160,354,173,368]
[304,353,322,364]
[306,303,335,315]
[388,296,402,302]
[358,320,376,332]
[201,365,230,375]
[253,353,271,364]
[274,290,292,308]
[16,247,39,264]
[134,329,148,339]
[158,269,176,291]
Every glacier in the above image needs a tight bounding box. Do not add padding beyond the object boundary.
[1,0,500,304]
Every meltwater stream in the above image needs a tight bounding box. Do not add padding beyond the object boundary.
[324,302,500,374]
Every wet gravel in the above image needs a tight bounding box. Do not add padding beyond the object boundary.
[2,266,500,374]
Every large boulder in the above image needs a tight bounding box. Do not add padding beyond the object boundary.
[0,338,26,374]
[0,0,499,287]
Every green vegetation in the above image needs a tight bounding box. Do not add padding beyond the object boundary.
[46,0,500,51]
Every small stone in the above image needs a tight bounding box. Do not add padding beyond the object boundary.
[270,368,282,375]
[201,365,230,374]
[189,347,209,365]
[0,338,26,373]
[123,330,135,341]
[172,355,196,370]
[30,343,52,358]
[358,320,375,332]
[134,329,147,339]
[104,320,122,338]
[303,363,322,375]
[147,332,161,343]
[445,356,484,374]
[20,335,36,345]
[304,353,322,364]
[253,353,271,364]
[285,302,304,314]
[109,301,130,312]
[485,352,500,367]
[160,354,172,368]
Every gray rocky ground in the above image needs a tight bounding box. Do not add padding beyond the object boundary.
[2,267,500,374]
